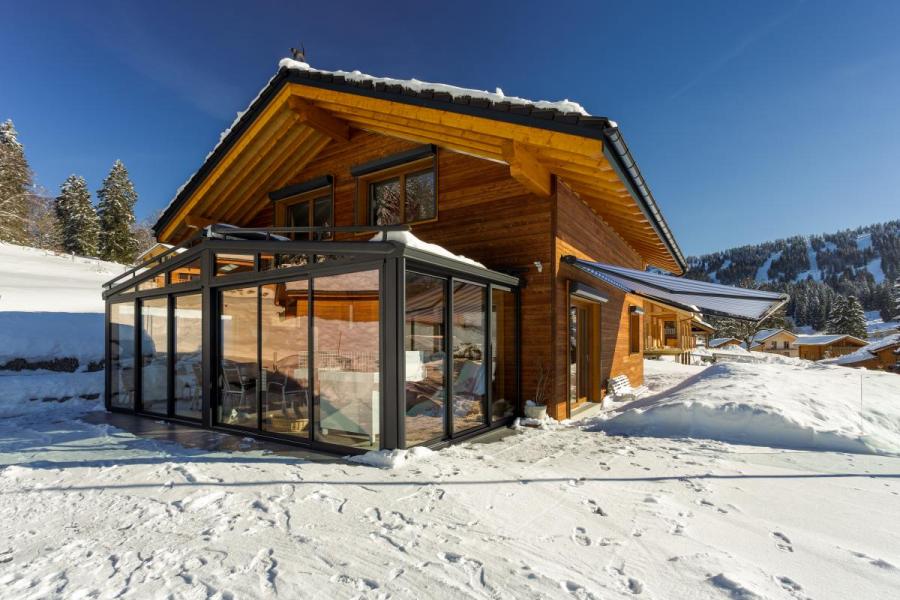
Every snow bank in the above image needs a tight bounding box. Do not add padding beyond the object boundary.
[347,446,435,469]
[370,231,485,268]
[0,371,103,417]
[0,312,104,364]
[589,361,900,455]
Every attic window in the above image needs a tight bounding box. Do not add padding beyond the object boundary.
[271,176,333,240]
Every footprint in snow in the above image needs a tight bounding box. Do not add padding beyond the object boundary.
[772,531,793,553]
[585,499,607,516]
[572,527,591,546]
[847,549,897,570]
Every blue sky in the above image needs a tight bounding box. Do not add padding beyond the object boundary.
[2,0,899,256]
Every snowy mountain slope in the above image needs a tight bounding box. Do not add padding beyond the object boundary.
[688,219,900,286]
[1,360,899,598]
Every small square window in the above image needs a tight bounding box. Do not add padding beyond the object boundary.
[364,161,436,226]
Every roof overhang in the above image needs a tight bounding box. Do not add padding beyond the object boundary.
[153,64,686,273]
[563,256,788,322]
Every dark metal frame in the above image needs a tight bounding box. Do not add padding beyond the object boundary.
[103,227,520,455]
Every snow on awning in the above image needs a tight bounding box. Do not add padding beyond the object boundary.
[563,257,788,322]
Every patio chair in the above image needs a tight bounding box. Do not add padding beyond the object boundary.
[267,371,309,418]
[220,363,254,422]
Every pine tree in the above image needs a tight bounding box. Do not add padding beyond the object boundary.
[844,295,868,339]
[26,189,62,251]
[825,296,847,334]
[97,160,138,263]
[0,119,32,244]
[892,279,900,322]
[55,174,100,256]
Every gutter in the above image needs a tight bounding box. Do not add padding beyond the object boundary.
[601,126,687,274]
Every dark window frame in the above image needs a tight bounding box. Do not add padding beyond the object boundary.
[273,181,334,240]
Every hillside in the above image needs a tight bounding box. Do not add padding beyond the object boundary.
[686,220,900,326]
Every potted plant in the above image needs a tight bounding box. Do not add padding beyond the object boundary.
[523,359,551,420]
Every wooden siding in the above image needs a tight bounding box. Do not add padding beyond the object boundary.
[552,180,645,419]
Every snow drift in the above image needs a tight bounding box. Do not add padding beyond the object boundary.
[589,361,900,455]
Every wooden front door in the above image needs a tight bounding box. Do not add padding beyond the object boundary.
[568,299,595,410]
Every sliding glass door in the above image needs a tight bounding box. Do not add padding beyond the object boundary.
[173,293,202,419]
[139,296,168,414]
[218,287,259,427]
[404,272,446,446]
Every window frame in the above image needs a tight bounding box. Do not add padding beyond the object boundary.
[273,184,334,240]
[358,156,438,226]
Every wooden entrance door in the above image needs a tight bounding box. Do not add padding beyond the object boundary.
[568,299,594,410]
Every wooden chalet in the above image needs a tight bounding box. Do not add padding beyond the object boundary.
[794,334,867,361]
[748,329,798,357]
[102,59,786,453]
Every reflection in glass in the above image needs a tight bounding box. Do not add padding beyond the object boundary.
[260,253,309,271]
[405,169,435,222]
[313,270,380,449]
[215,253,254,276]
[370,178,401,225]
[261,280,310,437]
[110,302,135,408]
[491,288,517,422]
[140,297,168,414]
[174,293,202,419]
[170,258,202,284]
[219,287,258,426]
[452,282,486,433]
[137,272,166,291]
[404,272,446,447]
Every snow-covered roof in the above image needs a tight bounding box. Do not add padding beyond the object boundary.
[369,231,484,268]
[794,334,866,346]
[750,328,797,344]
[709,337,742,348]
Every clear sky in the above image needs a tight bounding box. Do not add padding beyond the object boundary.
[3,0,899,256]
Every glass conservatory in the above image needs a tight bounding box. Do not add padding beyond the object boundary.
[103,226,520,454]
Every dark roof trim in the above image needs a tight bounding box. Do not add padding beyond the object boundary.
[350,144,435,177]
[269,175,333,202]
[154,66,686,274]
[601,128,686,273]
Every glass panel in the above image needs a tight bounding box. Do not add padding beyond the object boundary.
[289,201,310,240]
[313,270,380,449]
[170,258,202,284]
[218,287,259,426]
[569,306,577,405]
[405,169,435,223]
[261,280,310,437]
[491,288,516,422]
[173,293,202,419]
[260,253,309,271]
[215,253,255,276]
[404,272,446,447]
[109,302,135,409]
[313,196,332,240]
[370,178,401,225]
[451,281,486,433]
[137,272,166,291]
[140,297,168,414]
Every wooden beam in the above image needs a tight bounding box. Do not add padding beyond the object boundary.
[288,97,350,142]
[502,141,552,197]
[184,214,215,230]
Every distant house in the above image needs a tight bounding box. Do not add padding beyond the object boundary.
[794,334,867,361]
[708,337,743,349]
[825,334,900,372]
[691,317,715,348]
[748,329,798,357]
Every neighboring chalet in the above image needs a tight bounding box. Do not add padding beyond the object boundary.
[794,334,867,361]
[708,337,743,350]
[824,334,900,372]
[101,59,786,453]
[748,329,798,357]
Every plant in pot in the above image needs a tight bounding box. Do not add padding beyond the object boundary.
[524,359,552,420]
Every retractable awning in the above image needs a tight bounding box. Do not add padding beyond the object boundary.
[562,257,788,322]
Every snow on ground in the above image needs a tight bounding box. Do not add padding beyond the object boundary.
[594,360,900,456]
[2,377,900,598]
[0,243,124,313]
[866,310,899,338]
